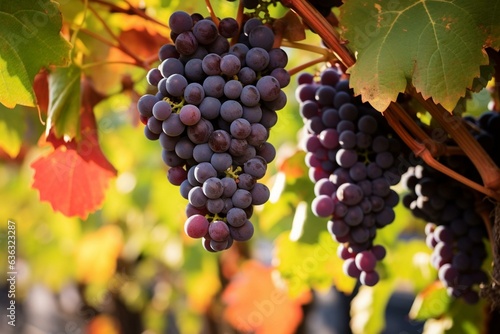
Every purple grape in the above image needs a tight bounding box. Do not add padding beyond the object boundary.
[229,220,254,241]
[208,220,230,241]
[312,195,334,217]
[169,11,193,34]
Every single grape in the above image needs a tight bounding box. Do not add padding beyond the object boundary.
[209,220,230,241]
[179,104,201,126]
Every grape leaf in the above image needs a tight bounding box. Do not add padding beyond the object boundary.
[409,282,450,321]
[350,281,396,334]
[46,63,81,140]
[30,145,116,219]
[222,260,311,334]
[84,27,168,94]
[0,0,71,108]
[417,295,488,333]
[31,81,117,219]
[339,0,499,112]
[446,298,488,334]
[274,231,357,296]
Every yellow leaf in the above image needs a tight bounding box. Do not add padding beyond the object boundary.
[75,225,123,284]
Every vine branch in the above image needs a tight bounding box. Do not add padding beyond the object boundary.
[205,0,220,26]
[87,0,168,28]
[287,55,330,76]
[280,0,355,68]
[86,4,148,69]
[384,107,500,201]
[411,90,500,191]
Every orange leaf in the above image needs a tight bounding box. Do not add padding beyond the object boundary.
[119,28,169,60]
[222,260,311,334]
[75,225,123,284]
[32,78,116,219]
[85,314,120,334]
[86,27,168,94]
[277,149,306,179]
[31,144,116,219]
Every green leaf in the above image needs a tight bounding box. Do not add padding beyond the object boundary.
[350,281,396,334]
[410,283,451,320]
[46,63,81,139]
[340,0,496,112]
[274,231,357,296]
[446,299,488,334]
[383,240,436,291]
[0,0,72,109]
[0,104,25,158]
[420,297,488,334]
[465,87,491,117]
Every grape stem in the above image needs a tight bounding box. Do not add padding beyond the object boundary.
[385,102,445,157]
[279,0,355,68]
[384,107,500,201]
[81,60,143,69]
[86,5,148,69]
[411,90,500,191]
[287,55,330,76]
[280,40,333,57]
[205,0,220,26]
[230,0,245,46]
[86,0,169,28]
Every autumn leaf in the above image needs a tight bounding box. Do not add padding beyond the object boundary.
[31,144,116,218]
[222,260,311,334]
[85,314,121,334]
[85,27,169,94]
[277,149,306,179]
[31,78,116,219]
[75,225,123,284]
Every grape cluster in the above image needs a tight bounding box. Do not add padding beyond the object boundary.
[465,110,500,167]
[306,0,343,17]
[226,0,275,11]
[296,67,405,286]
[137,11,289,251]
[401,109,500,303]
[402,163,488,304]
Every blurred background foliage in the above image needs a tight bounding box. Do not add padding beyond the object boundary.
[0,0,493,333]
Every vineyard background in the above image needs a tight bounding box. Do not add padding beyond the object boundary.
[0,0,499,333]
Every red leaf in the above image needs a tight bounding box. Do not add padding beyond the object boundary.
[31,144,116,219]
[32,78,116,218]
[222,260,311,334]
[119,28,169,59]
